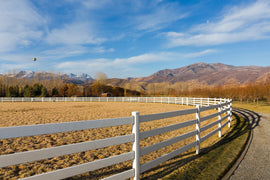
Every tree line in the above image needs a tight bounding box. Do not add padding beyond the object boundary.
[176,82,270,103]
[0,82,140,97]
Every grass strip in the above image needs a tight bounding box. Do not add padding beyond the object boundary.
[233,101,270,113]
[163,112,250,180]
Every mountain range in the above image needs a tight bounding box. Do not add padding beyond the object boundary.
[5,71,93,82]
[106,62,270,90]
[133,62,270,85]
[2,62,270,91]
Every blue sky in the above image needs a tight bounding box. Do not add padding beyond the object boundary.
[0,0,270,78]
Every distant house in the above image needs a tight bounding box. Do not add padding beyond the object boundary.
[101,93,111,97]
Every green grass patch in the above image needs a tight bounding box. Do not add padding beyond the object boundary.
[163,113,250,180]
[233,101,270,113]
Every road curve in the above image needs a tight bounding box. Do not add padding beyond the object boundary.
[227,108,270,180]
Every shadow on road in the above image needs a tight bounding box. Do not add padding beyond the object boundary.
[233,108,261,129]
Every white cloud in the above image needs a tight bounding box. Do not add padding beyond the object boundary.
[92,47,115,53]
[55,49,216,76]
[46,22,105,45]
[0,0,45,52]
[166,0,270,47]
[183,49,218,58]
[41,45,88,59]
[0,63,32,73]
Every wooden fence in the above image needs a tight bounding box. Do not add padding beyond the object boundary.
[0,97,232,180]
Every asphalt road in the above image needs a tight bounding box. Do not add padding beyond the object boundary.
[228,109,270,180]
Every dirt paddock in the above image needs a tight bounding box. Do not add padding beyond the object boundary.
[0,102,226,179]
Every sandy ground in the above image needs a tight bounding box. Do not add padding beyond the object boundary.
[229,110,270,180]
[0,102,225,179]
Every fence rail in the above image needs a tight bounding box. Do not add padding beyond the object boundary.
[0,97,232,180]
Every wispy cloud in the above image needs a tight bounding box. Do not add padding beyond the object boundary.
[166,0,270,47]
[55,49,216,77]
[135,3,188,32]
[81,0,113,10]
[41,45,88,59]
[79,0,188,32]
[45,22,105,45]
[0,0,45,52]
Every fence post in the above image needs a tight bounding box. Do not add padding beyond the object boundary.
[132,111,140,180]
[196,105,201,154]
[218,103,222,137]
[228,101,232,128]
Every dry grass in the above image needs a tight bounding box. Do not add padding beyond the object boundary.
[0,102,229,179]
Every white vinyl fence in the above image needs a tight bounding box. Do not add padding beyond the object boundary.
[1,96,226,106]
[0,97,232,180]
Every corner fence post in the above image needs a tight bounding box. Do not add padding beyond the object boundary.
[218,103,222,137]
[196,105,201,154]
[132,111,140,180]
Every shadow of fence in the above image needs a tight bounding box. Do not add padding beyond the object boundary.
[140,107,259,180]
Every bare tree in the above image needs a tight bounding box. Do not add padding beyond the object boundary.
[94,72,107,85]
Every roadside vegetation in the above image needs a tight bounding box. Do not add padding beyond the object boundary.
[233,101,270,113]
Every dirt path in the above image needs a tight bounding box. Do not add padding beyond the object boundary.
[228,109,270,180]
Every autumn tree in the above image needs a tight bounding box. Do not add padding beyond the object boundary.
[67,83,78,97]
[59,84,69,97]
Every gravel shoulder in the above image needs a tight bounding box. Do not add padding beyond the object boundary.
[228,110,270,180]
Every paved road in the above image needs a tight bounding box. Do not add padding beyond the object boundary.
[228,109,270,180]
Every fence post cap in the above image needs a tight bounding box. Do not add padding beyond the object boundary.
[132,111,140,115]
